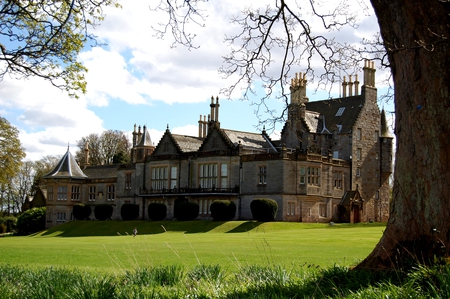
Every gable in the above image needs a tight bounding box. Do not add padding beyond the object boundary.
[153,132,181,155]
[199,129,233,152]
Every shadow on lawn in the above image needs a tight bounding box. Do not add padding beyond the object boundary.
[39,220,263,237]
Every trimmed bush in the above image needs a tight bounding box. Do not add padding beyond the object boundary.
[94,204,113,221]
[174,202,199,221]
[210,200,236,221]
[250,198,278,222]
[121,203,139,221]
[0,216,17,233]
[148,203,167,221]
[16,207,46,235]
[73,204,91,220]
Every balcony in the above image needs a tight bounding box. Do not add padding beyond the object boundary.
[139,186,240,197]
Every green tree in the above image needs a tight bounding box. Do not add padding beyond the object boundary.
[155,0,450,269]
[0,116,25,186]
[0,0,120,98]
[75,130,131,166]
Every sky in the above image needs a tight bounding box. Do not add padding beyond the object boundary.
[0,0,392,162]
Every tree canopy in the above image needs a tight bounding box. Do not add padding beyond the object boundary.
[0,0,120,98]
[75,130,131,166]
[0,116,25,186]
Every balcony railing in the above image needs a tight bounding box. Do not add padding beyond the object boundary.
[139,186,239,196]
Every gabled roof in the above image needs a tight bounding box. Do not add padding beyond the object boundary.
[305,96,365,134]
[153,128,203,155]
[340,189,363,206]
[172,134,203,152]
[43,148,87,179]
[221,129,276,152]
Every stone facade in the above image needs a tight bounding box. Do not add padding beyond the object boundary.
[42,60,393,228]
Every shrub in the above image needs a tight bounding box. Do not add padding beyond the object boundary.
[250,198,278,222]
[73,204,91,220]
[94,204,113,221]
[210,200,236,221]
[148,203,167,221]
[174,202,199,221]
[16,207,46,235]
[0,215,17,233]
[121,203,139,221]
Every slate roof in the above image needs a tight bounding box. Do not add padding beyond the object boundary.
[222,129,276,152]
[82,164,120,179]
[43,148,87,179]
[172,134,204,152]
[305,95,365,134]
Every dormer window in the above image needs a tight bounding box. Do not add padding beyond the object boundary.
[335,107,346,116]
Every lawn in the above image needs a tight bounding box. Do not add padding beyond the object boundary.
[0,220,385,273]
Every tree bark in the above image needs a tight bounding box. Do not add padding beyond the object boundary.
[357,0,450,269]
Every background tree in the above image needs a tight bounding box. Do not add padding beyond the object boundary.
[32,155,63,190]
[75,130,131,166]
[0,0,120,98]
[154,0,450,269]
[0,116,25,186]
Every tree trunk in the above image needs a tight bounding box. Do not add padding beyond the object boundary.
[357,0,450,270]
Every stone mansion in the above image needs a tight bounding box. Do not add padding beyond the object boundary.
[43,60,393,227]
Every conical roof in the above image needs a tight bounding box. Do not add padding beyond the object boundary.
[136,125,153,147]
[380,109,394,138]
[43,147,87,179]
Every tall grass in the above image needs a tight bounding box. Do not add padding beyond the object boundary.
[1,263,450,298]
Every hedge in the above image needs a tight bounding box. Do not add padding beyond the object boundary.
[73,204,91,220]
[148,203,167,221]
[174,202,199,221]
[121,203,139,221]
[16,207,46,235]
[94,204,113,221]
[210,200,236,221]
[250,198,278,222]
[0,216,17,233]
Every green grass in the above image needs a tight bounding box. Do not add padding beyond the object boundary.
[3,221,450,298]
[0,220,385,273]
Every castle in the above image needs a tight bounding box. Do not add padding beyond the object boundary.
[43,60,393,227]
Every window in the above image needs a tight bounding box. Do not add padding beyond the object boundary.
[125,173,132,190]
[57,186,67,201]
[57,212,66,222]
[220,164,228,188]
[333,151,339,159]
[357,148,362,160]
[356,128,362,140]
[198,199,211,215]
[199,164,217,188]
[307,167,320,186]
[107,185,115,201]
[356,168,361,177]
[334,172,343,189]
[89,186,96,201]
[335,107,346,116]
[258,166,267,185]
[47,186,53,201]
[319,204,327,217]
[374,130,379,142]
[299,166,306,184]
[287,202,295,216]
[170,166,178,189]
[71,186,80,201]
[152,166,168,190]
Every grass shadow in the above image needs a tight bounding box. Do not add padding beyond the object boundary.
[226,221,263,233]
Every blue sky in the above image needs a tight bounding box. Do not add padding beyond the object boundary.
[0,0,393,161]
